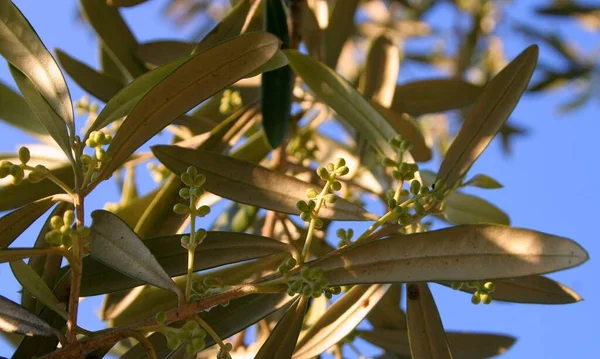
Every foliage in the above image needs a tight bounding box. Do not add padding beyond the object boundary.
[0,0,594,358]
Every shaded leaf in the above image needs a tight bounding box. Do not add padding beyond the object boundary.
[324,0,360,68]
[443,192,510,225]
[79,0,147,79]
[392,79,481,116]
[536,4,600,17]
[98,32,280,182]
[293,284,390,359]
[0,0,73,130]
[9,66,74,162]
[0,295,54,337]
[0,82,51,141]
[136,40,193,68]
[286,50,398,160]
[406,283,452,358]
[436,46,538,188]
[9,260,67,320]
[309,224,588,286]
[0,196,56,249]
[107,0,149,7]
[152,145,373,221]
[100,42,128,83]
[362,34,400,108]
[262,0,292,148]
[78,231,292,296]
[55,49,123,102]
[439,275,583,304]
[89,210,182,298]
[367,284,406,330]
[256,295,308,359]
[462,174,503,189]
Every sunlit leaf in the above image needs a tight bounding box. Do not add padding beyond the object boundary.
[439,275,583,304]
[78,231,292,296]
[362,34,400,108]
[443,192,510,225]
[0,0,74,130]
[256,295,308,359]
[462,174,503,189]
[9,260,67,320]
[309,224,588,285]
[436,46,538,188]
[79,0,147,79]
[406,283,452,358]
[0,82,51,141]
[392,79,481,116]
[55,49,123,102]
[9,66,74,162]
[89,210,182,298]
[136,40,193,68]
[152,145,374,221]
[293,284,390,359]
[0,295,54,337]
[98,32,280,183]
[324,0,360,68]
[0,196,56,249]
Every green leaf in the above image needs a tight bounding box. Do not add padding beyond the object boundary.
[211,202,259,232]
[0,162,74,212]
[294,285,390,359]
[136,40,193,68]
[392,79,482,116]
[359,329,516,359]
[439,275,583,304]
[436,46,538,189]
[0,81,51,141]
[0,0,74,131]
[406,283,452,359]
[55,49,123,102]
[107,0,149,7]
[536,4,600,17]
[98,32,280,183]
[79,0,147,79]
[309,224,588,286]
[462,174,503,189]
[362,34,400,108]
[152,145,374,221]
[442,192,510,225]
[230,130,272,163]
[0,295,54,337]
[121,293,294,359]
[367,284,406,330]
[9,260,67,320]
[100,42,128,83]
[0,196,56,249]
[324,0,360,68]
[256,295,308,359]
[89,210,182,299]
[262,0,292,148]
[78,231,293,296]
[9,66,74,162]
[193,0,263,54]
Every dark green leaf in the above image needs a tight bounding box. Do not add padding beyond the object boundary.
[0,81,51,141]
[324,0,360,68]
[0,196,56,249]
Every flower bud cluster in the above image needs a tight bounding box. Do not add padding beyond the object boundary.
[156,313,207,354]
[174,166,211,249]
[219,89,242,115]
[287,130,318,163]
[190,276,225,302]
[285,266,341,299]
[0,147,49,185]
[336,228,354,248]
[44,210,91,254]
[451,281,496,305]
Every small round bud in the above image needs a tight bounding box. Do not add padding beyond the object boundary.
[193,174,206,187]
[466,282,478,288]
[179,188,191,199]
[186,166,198,177]
[285,257,297,268]
[173,203,189,215]
[95,147,107,162]
[0,166,9,179]
[480,293,492,304]
[165,332,180,350]
[302,284,313,296]
[63,210,75,225]
[11,166,24,185]
[335,158,346,168]
[471,293,481,305]
[392,170,403,180]
[289,280,302,292]
[331,286,342,295]
[60,224,71,234]
[85,138,98,148]
[389,135,403,148]
[317,167,329,180]
[314,218,323,229]
[190,338,205,352]
[330,181,342,191]
[335,166,349,176]
[195,229,207,243]
[324,194,337,203]
[50,216,63,230]
[28,171,44,183]
[309,267,324,280]
[180,172,193,187]
[347,229,354,238]
[92,131,105,144]
[155,312,166,324]
[296,201,309,212]
[308,200,316,210]
[483,282,495,292]
[306,188,318,198]
[451,282,463,290]
[382,157,396,167]
[300,267,311,280]
[18,147,30,164]
[180,235,191,247]
[182,320,200,334]
[300,212,312,222]
[76,226,91,237]
[81,155,92,165]
[388,198,398,209]
[196,205,211,217]
[398,162,409,174]
[410,181,421,195]
[399,139,412,152]
[392,206,405,215]
[103,134,113,144]
[336,228,346,240]
[326,163,335,172]
[190,187,205,198]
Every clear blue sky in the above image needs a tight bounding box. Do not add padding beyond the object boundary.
[0,0,598,358]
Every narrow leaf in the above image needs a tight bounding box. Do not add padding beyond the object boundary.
[0,0,74,130]
[152,145,373,221]
[324,0,360,68]
[392,79,482,116]
[462,174,503,189]
[406,283,452,359]
[262,0,292,148]
[285,49,398,160]
[79,0,147,79]
[436,46,538,188]
[78,231,293,296]
[136,40,193,68]
[0,81,51,141]
[89,210,182,298]
[443,192,510,225]
[256,295,308,359]
[293,284,390,359]
[9,260,67,320]
[0,196,56,249]
[439,275,583,304]
[0,295,54,337]
[55,49,123,102]
[107,0,149,7]
[98,32,280,182]
[9,66,74,162]
[100,42,128,83]
[362,34,400,108]
[367,284,406,330]
[309,224,588,285]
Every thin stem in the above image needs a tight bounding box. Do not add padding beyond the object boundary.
[24,165,76,195]
[186,196,197,302]
[122,330,157,359]
[66,193,85,343]
[195,316,226,351]
[353,210,396,244]
[300,181,332,263]
[80,159,96,190]
[392,152,404,202]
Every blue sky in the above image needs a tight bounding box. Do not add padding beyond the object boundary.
[0,0,598,358]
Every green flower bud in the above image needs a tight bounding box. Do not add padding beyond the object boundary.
[382,157,396,167]
[50,216,63,230]
[389,135,403,148]
[45,231,61,245]
[76,226,91,237]
[410,181,421,195]
[18,147,30,164]
[388,198,398,209]
[471,293,481,305]
[408,163,419,173]
[180,172,193,187]
[62,233,72,246]
[467,282,478,288]
[314,218,323,229]
[85,138,97,148]
[63,210,75,226]
[179,188,190,199]
[173,203,189,215]
[285,257,297,268]
[193,174,206,187]
[399,139,412,152]
[195,229,207,243]
[331,286,341,295]
[336,166,349,176]
[287,288,296,296]
[103,133,113,144]
[451,282,463,290]
[28,171,45,183]
[318,277,329,288]
[60,224,71,234]
[326,163,335,172]
[325,291,333,299]
[11,166,24,185]
[312,290,323,298]
[483,282,496,292]
[335,158,346,168]
[196,205,211,217]
[190,187,205,198]
[391,170,403,180]
[0,166,9,179]
[347,229,353,238]
[180,235,192,248]
[300,212,312,222]
[182,320,200,334]
[186,166,198,177]
[289,280,302,292]
[398,162,409,174]
[296,200,309,212]
[317,167,329,180]
[392,206,405,215]
[336,228,346,240]
[92,131,105,144]
[300,267,311,280]
[278,264,289,275]
[155,312,167,324]
[165,331,180,350]
[302,284,313,296]
[95,147,107,162]
[309,267,324,280]
[306,188,319,199]
[480,293,492,305]
[324,194,337,203]
[330,181,342,191]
